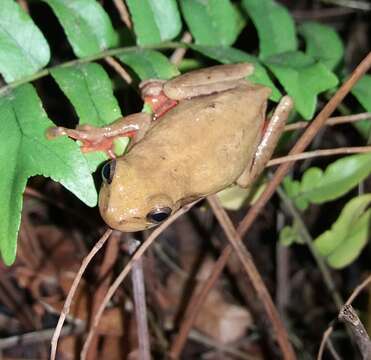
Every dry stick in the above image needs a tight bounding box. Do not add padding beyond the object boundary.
[105,56,133,84]
[284,112,371,132]
[268,146,371,167]
[0,323,85,350]
[170,52,371,358]
[49,228,113,360]
[338,305,371,359]
[80,200,200,359]
[127,238,151,360]
[318,274,371,360]
[86,231,120,360]
[112,0,132,29]
[170,32,192,65]
[207,195,296,359]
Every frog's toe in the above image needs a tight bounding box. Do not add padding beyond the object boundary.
[45,126,67,139]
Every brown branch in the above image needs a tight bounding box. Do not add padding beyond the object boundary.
[104,56,133,84]
[50,229,113,360]
[112,0,132,29]
[284,112,371,132]
[85,230,120,360]
[127,238,151,360]
[80,200,200,359]
[206,195,296,359]
[338,305,371,359]
[170,52,371,358]
[268,146,371,167]
[170,32,192,65]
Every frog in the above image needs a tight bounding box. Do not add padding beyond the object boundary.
[46,63,293,232]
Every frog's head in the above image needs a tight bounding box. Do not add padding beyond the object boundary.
[98,158,176,232]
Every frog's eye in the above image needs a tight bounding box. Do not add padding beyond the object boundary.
[146,207,172,224]
[101,160,116,184]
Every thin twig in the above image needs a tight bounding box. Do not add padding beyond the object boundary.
[321,0,371,10]
[170,52,371,358]
[170,32,192,65]
[206,195,296,359]
[284,112,371,132]
[268,146,371,167]
[127,238,151,360]
[50,229,113,360]
[0,323,84,350]
[85,231,120,360]
[276,186,344,309]
[104,56,133,84]
[112,0,132,29]
[346,275,371,305]
[338,305,371,359]
[80,200,200,359]
[318,327,335,360]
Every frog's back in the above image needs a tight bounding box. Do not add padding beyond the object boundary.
[127,83,271,197]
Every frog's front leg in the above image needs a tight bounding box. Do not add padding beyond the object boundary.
[237,96,294,188]
[46,112,152,158]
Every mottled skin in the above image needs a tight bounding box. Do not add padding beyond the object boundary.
[46,64,294,232]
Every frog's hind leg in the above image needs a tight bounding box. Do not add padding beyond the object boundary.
[236,96,294,188]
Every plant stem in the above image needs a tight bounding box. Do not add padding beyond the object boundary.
[275,186,343,309]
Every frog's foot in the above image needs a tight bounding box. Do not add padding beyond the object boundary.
[46,113,152,158]
[140,79,178,118]
[237,96,294,188]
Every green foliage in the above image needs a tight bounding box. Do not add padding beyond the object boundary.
[241,0,297,58]
[0,0,50,82]
[314,195,371,269]
[43,0,119,57]
[180,0,245,46]
[284,153,371,210]
[265,51,338,119]
[0,84,95,265]
[117,50,179,80]
[299,22,344,71]
[279,224,303,246]
[0,0,369,264]
[351,75,371,138]
[126,0,181,45]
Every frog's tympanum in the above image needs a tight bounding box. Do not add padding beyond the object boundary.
[47,64,293,232]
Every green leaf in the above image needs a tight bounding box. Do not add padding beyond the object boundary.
[180,0,245,46]
[241,0,297,59]
[265,51,339,119]
[283,153,371,210]
[217,186,251,210]
[299,22,344,71]
[0,84,95,265]
[279,225,303,246]
[0,0,50,83]
[314,195,371,268]
[351,75,371,138]
[117,50,179,80]
[51,63,123,171]
[190,45,281,101]
[126,0,181,45]
[43,0,118,57]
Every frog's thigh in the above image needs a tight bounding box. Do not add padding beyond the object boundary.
[237,96,294,188]
[164,63,254,100]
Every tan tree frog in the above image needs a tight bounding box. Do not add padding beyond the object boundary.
[47,64,293,232]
